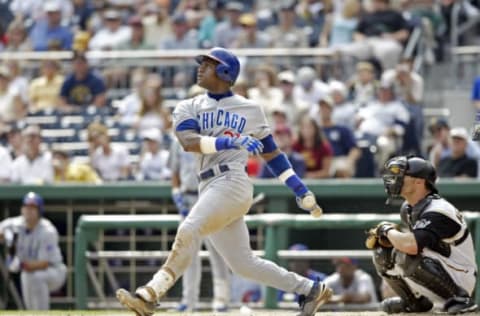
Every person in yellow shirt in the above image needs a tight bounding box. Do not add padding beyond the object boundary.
[28,60,64,112]
[52,150,102,184]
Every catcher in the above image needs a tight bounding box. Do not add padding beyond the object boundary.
[366,156,477,314]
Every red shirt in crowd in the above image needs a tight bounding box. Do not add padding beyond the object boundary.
[292,141,333,172]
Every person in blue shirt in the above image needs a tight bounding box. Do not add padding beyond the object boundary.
[258,124,306,178]
[59,51,106,110]
[318,95,360,178]
[29,2,73,51]
[471,76,480,112]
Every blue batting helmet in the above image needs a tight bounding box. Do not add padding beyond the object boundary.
[22,192,45,216]
[195,47,240,84]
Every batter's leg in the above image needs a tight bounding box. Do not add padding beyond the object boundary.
[135,174,253,303]
[208,217,313,296]
[205,237,230,311]
[180,240,202,311]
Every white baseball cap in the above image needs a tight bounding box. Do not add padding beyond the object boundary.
[278,70,295,83]
[141,128,163,143]
[450,127,469,141]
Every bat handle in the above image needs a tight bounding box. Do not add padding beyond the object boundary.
[311,205,323,218]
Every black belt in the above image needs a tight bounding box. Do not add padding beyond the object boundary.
[198,164,230,181]
[183,190,198,195]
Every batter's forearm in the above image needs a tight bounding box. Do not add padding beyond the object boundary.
[175,130,203,153]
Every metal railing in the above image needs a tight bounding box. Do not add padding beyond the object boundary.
[74,212,480,310]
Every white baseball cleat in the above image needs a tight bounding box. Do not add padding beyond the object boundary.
[116,288,156,316]
[297,281,333,316]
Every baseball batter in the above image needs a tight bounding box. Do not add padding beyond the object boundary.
[116,47,332,316]
[169,138,230,312]
[0,192,67,310]
[370,156,477,314]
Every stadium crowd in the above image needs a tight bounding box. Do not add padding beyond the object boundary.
[0,0,479,184]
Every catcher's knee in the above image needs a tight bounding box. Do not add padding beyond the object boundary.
[372,246,395,274]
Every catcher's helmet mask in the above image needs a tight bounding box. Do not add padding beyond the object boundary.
[195,47,240,85]
[382,156,438,203]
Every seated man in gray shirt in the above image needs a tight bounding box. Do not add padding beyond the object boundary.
[0,192,66,310]
[324,257,378,305]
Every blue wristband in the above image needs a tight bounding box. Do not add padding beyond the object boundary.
[267,153,308,197]
[215,137,233,150]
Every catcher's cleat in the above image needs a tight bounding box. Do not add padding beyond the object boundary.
[297,280,333,316]
[116,288,156,316]
[381,296,433,314]
[444,296,478,314]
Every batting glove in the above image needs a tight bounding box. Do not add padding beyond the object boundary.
[231,135,264,155]
[296,191,323,217]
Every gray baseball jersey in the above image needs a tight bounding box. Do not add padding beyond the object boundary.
[0,216,67,310]
[173,94,271,172]
[159,92,314,299]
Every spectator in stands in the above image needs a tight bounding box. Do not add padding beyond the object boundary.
[296,0,331,47]
[0,143,12,182]
[356,81,410,165]
[10,0,73,25]
[197,0,226,48]
[232,13,271,48]
[293,115,333,179]
[319,0,360,48]
[71,0,94,31]
[428,118,480,174]
[141,3,172,48]
[382,58,425,156]
[293,66,329,112]
[52,149,102,183]
[328,81,358,130]
[118,16,154,50]
[87,122,130,181]
[0,65,24,123]
[319,95,360,178]
[10,125,54,184]
[28,60,64,113]
[88,8,131,50]
[135,74,172,133]
[71,30,90,52]
[59,51,107,109]
[438,127,478,178]
[277,70,306,129]
[114,67,146,126]
[348,61,380,108]
[258,124,306,178]
[471,75,480,111]
[3,19,32,52]
[266,1,309,48]
[247,65,283,121]
[29,1,73,51]
[213,1,244,48]
[159,12,198,49]
[339,0,410,70]
[440,0,480,46]
[6,125,23,160]
[279,243,326,302]
[5,60,29,105]
[325,257,378,305]
[137,128,171,181]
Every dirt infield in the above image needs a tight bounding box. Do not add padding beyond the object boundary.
[0,311,479,316]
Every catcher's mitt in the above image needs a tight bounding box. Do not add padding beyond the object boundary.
[365,221,399,249]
